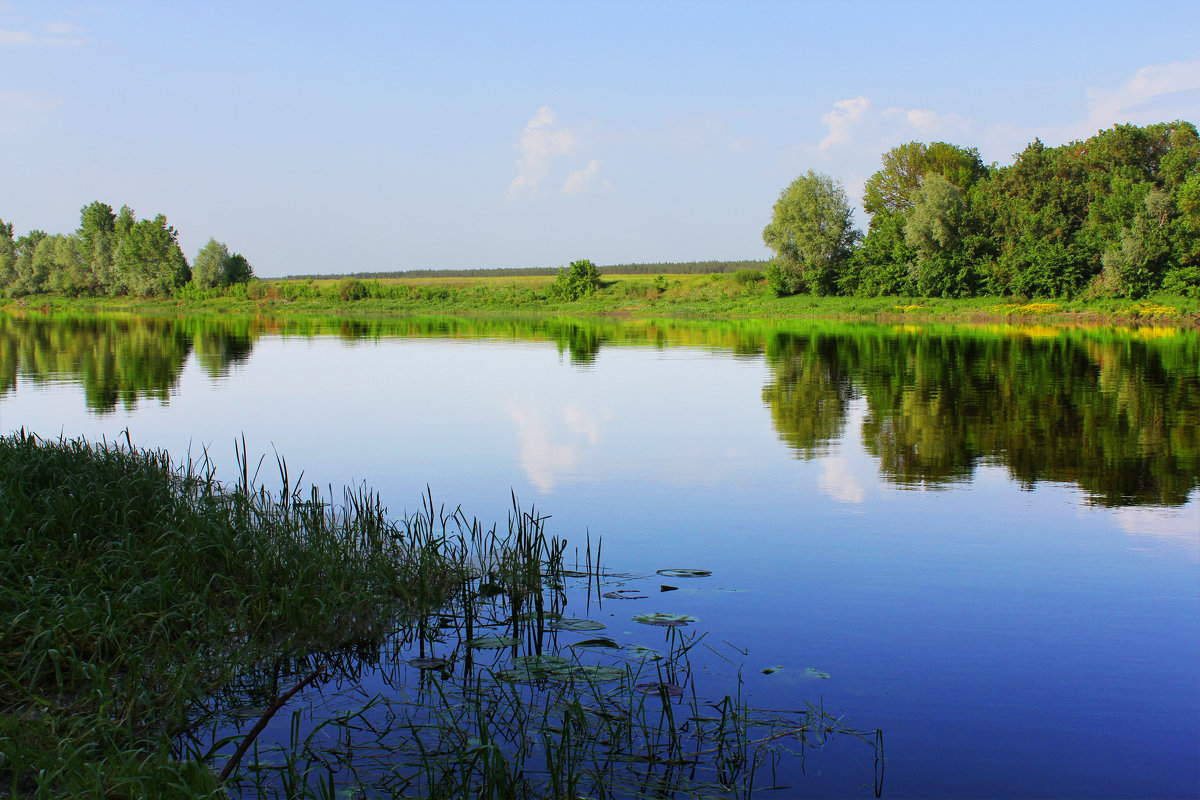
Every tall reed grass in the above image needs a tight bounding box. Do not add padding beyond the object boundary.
[1,431,881,799]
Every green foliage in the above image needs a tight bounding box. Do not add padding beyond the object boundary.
[762,170,859,296]
[335,277,368,300]
[192,238,231,289]
[0,202,250,300]
[549,259,602,301]
[0,431,476,796]
[862,141,988,219]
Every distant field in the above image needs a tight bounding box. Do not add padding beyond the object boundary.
[285,260,769,281]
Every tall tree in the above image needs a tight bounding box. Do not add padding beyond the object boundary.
[113,214,190,297]
[862,141,988,220]
[192,238,230,288]
[762,170,858,295]
[0,220,15,292]
[223,253,253,285]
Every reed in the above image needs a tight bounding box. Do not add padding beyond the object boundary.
[1,431,881,799]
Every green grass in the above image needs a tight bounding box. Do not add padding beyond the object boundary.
[7,272,1198,326]
[0,431,465,798]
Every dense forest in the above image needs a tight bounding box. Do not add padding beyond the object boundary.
[0,202,252,298]
[764,121,1200,299]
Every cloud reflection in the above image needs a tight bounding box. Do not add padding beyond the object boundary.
[508,401,608,491]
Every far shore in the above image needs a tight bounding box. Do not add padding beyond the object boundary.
[3,271,1198,328]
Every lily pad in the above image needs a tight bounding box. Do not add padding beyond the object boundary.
[603,589,648,600]
[494,666,559,682]
[805,667,832,679]
[511,654,570,669]
[761,665,783,675]
[569,637,620,649]
[655,568,712,578]
[494,661,625,684]
[623,644,662,660]
[575,664,627,682]
[408,656,450,670]
[632,612,697,627]
[467,635,520,649]
[547,618,606,632]
[634,682,685,698]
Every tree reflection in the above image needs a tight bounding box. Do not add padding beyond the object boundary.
[2,311,1195,507]
[762,325,1199,506]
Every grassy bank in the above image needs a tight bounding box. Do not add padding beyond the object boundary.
[0,431,466,798]
[4,271,1198,327]
[1,433,881,798]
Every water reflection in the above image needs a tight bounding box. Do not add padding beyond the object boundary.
[1,311,1196,507]
[760,325,1199,506]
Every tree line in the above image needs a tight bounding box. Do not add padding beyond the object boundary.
[763,120,1199,299]
[0,202,252,298]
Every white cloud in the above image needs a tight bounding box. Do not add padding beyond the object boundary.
[507,106,577,200]
[563,159,609,194]
[44,21,85,36]
[0,22,86,46]
[1084,59,1200,130]
[0,28,33,45]
[819,95,871,150]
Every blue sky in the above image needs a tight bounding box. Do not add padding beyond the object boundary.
[3,1,1199,277]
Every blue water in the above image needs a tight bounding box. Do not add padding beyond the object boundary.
[2,315,1197,797]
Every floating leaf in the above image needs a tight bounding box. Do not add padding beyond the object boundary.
[560,569,591,578]
[761,665,783,675]
[805,667,832,679]
[660,585,678,592]
[494,663,569,682]
[655,568,711,578]
[408,657,449,670]
[570,637,620,649]
[634,682,685,698]
[512,654,570,669]
[623,644,661,660]
[576,665,626,682]
[467,636,519,649]
[547,618,606,632]
[603,589,647,600]
[632,612,697,627]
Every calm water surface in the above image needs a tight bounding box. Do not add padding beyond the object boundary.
[2,312,1197,798]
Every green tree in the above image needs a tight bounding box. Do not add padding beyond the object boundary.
[762,170,858,296]
[549,259,602,300]
[0,220,15,292]
[47,234,90,296]
[192,238,231,288]
[223,252,253,285]
[862,141,988,220]
[113,214,191,297]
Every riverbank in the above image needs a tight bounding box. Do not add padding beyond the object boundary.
[4,272,1198,327]
[0,432,466,798]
